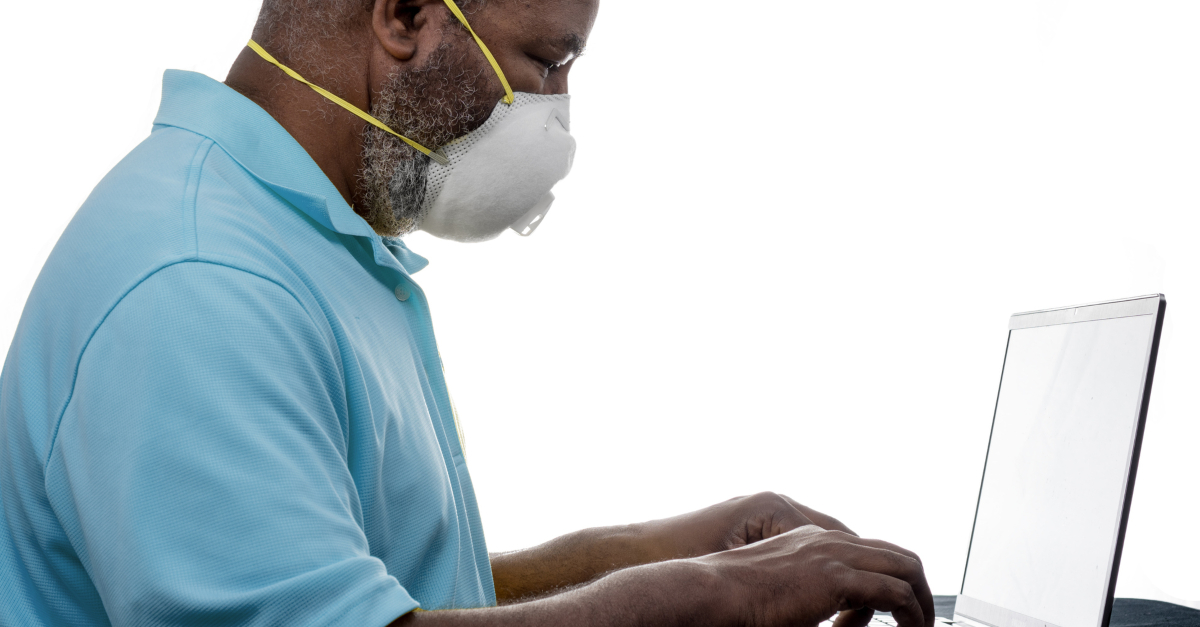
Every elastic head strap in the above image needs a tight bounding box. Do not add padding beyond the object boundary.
[441,0,515,105]
[245,39,450,165]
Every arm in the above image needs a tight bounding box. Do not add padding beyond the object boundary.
[51,264,419,626]
[414,559,720,626]
[490,524,666,604]
[397,526,936,627]
[490,491,857,603]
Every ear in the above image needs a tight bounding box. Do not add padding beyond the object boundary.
[372,0,443,62]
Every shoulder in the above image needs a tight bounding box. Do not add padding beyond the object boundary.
[3,126,341,459]
[27,123,331,351]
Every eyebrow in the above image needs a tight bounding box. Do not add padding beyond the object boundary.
[542,33,587,60]
[562,33,587,58]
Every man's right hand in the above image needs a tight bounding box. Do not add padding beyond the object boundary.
[696,524,935,627]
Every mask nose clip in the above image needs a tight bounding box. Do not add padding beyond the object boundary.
[545,108,570,132]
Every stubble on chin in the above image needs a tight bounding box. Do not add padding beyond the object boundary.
[355,33,496,238]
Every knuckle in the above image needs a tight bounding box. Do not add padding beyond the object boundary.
[889,543,923,565]
[892,552,922,576]
[892,550,925,581]
[753,490,785,506]
[821,558,846,578]
[889,579,917,606]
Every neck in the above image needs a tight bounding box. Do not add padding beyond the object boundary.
[225,44,369,208]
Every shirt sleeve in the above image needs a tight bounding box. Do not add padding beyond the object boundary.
[45,261,419,627]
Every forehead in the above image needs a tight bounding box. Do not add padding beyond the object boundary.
[476,0,599,55]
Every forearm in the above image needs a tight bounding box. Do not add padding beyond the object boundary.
[394,559,727,627]
[489,522,676,603]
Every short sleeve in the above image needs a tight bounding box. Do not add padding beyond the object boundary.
[45,262,419,626]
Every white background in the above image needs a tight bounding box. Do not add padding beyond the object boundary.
[2,0,1197,607]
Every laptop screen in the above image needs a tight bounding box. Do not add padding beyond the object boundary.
[960,313,1157,627]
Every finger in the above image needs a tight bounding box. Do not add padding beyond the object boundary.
[778,495,857,536]
[836,537,934,627]
[838,571,925,627]
[839,536,922,567]
[832,608,875,627]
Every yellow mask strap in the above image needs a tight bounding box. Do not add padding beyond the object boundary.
[440,0,515,105]
[246,39,450,165]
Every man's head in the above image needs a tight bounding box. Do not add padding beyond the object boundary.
[248,0,598,237]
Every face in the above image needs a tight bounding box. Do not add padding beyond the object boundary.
[355,0,599,237]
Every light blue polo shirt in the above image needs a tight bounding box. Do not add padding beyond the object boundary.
[0,70,495,626]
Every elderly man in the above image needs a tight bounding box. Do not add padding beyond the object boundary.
[0,1,933,625]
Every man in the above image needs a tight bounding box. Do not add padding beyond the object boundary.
[0,0,934,625]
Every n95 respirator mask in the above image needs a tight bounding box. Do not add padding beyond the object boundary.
[419,94,574,242]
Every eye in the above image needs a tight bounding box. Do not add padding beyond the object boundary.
[529,55,563,76]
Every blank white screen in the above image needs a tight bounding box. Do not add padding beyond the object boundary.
[962,315,1155,627]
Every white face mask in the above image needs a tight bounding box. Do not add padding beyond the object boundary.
[419,93,575,242]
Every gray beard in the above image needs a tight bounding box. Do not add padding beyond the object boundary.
[356,37,494,237]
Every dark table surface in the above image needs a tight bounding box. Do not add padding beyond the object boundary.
[898,596,1200,627]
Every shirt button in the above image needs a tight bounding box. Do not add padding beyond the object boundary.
[394,285,410,301]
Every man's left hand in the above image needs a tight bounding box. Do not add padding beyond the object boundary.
[640,491,857,561]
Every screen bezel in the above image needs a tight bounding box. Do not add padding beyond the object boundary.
[957,294,1166,627]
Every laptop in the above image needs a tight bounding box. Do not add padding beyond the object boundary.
[830,294,1167,627]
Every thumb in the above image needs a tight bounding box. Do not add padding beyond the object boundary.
[769,504,815,537]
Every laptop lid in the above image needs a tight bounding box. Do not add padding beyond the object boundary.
[956,295,1166,627]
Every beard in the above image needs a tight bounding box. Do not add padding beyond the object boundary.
[355,31,497,237]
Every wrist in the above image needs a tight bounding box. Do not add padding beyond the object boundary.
[636,513,717,562]
[580,520,686,565]
[575,557,734,627]
[629,519,679,563]
[491,522,681,603]
[657,557,737,626]
[583,522,673,568]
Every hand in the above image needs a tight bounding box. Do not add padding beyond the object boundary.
[697,525,935,627]
[644,491,857,560]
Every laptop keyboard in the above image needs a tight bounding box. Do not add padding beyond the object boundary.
[818,614,957,627]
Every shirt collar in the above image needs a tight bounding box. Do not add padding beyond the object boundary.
[152,69,428,276]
